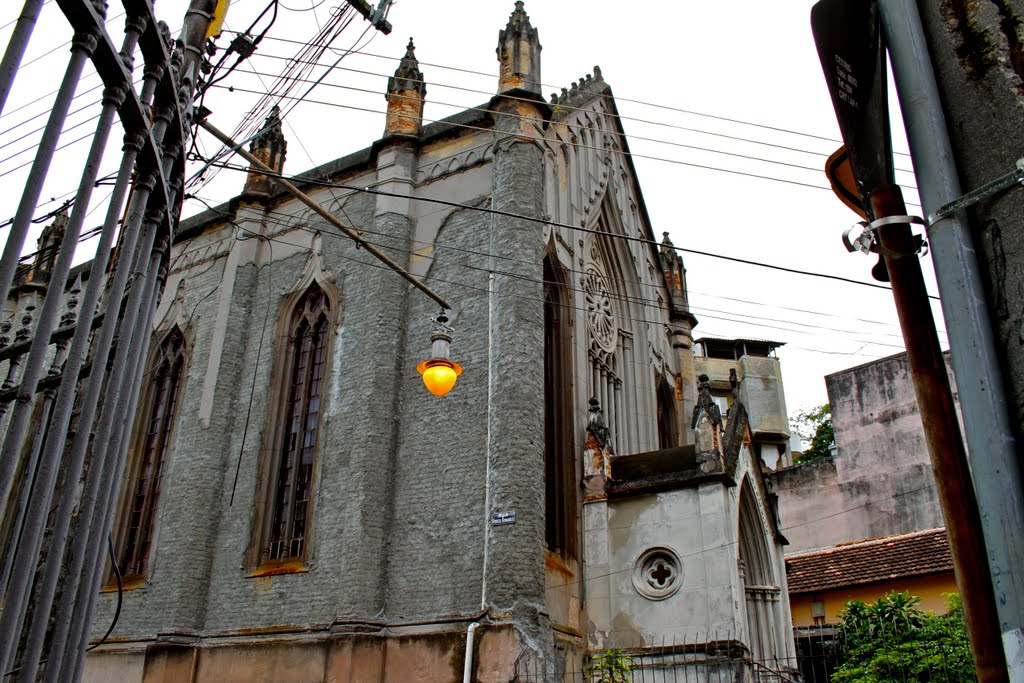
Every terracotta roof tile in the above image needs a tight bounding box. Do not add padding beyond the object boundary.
[785,528,952,594]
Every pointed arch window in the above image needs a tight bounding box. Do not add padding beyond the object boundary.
[117,327,186,581]
[656,374,678,450]
[544,256,577,559]
[265,285,330,562]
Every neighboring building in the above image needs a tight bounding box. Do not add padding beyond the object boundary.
[693,337,792,471]
[787,528,955,628]
[769,352,959,679]
[769,351,952,553]
[51,4,798,681]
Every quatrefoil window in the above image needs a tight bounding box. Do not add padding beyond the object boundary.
[632,547,682,600]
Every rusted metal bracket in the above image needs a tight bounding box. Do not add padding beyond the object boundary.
[928,158,1024,225]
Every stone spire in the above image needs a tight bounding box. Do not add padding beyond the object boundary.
[384,38,426,138]
[659,232,696,325]
[692,374,723,460]
[497,1,542,97]
[25,210,68,287]
[243,105,287,199]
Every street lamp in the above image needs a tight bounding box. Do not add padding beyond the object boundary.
[417,311,463,397]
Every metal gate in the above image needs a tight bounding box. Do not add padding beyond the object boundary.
[0,1,211,680]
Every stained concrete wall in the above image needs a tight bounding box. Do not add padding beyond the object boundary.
[769,352,952,552]
[585,441,794,663]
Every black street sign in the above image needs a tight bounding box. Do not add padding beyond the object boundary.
[812,0,894,214]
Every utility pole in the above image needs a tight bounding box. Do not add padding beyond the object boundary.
[876,4,1024,678]
[811,1,1011,679]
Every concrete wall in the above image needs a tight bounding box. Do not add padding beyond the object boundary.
[584,439,795,664]
[769,352,951,552]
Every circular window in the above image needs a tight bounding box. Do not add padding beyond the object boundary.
[632,547,682,600]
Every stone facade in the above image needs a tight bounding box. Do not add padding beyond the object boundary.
[74,4,794,680]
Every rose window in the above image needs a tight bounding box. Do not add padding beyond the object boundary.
[584,268,616,352]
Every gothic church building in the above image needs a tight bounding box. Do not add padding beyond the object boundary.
[77,4,795,680]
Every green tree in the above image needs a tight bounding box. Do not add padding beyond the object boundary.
[790,404,834,464]
[832,591,976,683]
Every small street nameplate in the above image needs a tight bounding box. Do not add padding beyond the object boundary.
[491,511,516,526]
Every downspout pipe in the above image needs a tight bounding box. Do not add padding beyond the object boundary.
[463,622,481,683]
[879,1,1024,674]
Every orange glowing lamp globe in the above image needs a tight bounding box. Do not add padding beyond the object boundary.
[416,358,463,397]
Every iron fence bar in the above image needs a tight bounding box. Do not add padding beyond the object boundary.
[64,240,166,683]
[7,121,145,681]
[35,31,183,671]
[39,207,158,680]
[0,0,46,115]
[0,38,96,516]
[0,45,128,599]
[63,217,168,683]
[0,81,126,677]
[0,44,103,683]
[13,77,145,683]
[0,0,207,678]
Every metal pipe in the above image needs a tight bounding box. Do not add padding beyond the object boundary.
[0,38,104,682]
[14,58,143,683]
[0,83,124,677]
[11,123,146,683]
[0,388,54,594]
[0,0,45,115]
[869,184,1007,682]
[0,37,95,516]
[0,72,125,548]
[878,2,1024,670]
[62,234,164,683]
[38,205,155,679]
[198,118,450,310]
[0,37,94,326]
[462,622,480,683]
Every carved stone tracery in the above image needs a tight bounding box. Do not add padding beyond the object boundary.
[583,266,616,353]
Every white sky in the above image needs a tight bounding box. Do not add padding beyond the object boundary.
[0,0,948,418]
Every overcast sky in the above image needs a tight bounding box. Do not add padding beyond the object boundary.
[0,0,947,421]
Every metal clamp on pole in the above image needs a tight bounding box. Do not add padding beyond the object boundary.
[843,214,926,258]
[928,158,1024,225]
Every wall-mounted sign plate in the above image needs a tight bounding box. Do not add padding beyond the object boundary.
[491,511,516,526]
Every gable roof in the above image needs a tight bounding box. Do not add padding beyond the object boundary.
[785,528,953,595]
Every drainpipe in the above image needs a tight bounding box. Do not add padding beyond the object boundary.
[463,622,481,683]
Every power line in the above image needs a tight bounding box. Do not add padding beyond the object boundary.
[222,63,921,188]
[184,196,914,353]
[245,32,915,160]
[192,158,939,301]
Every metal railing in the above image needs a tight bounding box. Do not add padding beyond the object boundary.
[0,0,212,680]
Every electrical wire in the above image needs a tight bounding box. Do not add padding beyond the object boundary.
[221,64,920,187]
[224,48,919,178]
[243,33,914,160]
[184,197,916,358]
[192,158,938,302]
[204,85,924,206]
